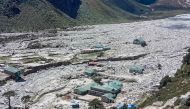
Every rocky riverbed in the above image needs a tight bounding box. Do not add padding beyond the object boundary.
[0,14,190,109]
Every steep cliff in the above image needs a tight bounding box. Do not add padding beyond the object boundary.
[47,0,81,18]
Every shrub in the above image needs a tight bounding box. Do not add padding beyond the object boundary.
[159,75,171,89]
[91,77,102,85]
[184,96,190,106]
[158,64,162,70]
[109,107,117,109]
[3,91,17,109]
[48,29,58,34]
[187,48,190,52]
[21,95,31,103]
[88,99,105,109]
[97,52,105,57]
[174,98,181,106]
[3,91,16,97]
[141,42,147,47]
[0,80,6,86]
[182,53,190,64]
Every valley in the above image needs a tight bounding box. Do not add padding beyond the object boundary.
[0,14,190,109]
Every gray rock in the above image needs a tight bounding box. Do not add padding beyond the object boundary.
[152,101,163,107]
[27,41,43,49]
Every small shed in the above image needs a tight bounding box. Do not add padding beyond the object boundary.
[129,65,144,74]
[3,65,21,81]
[133,37,147,47]
[70,100,80,108]
[115,102,127,109]
[101,93,115,103]
[84,68,96,77]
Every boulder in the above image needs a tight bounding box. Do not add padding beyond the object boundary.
[27,41,43,49]
[152,101,163,107]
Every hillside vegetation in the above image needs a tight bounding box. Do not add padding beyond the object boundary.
[0,0,189,32]
[140,49,190,108]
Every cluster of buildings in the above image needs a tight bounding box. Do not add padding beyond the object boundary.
[74,80,122,103]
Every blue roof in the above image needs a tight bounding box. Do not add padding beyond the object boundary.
[127,104,137,108]
[102,93,115,100]
[70,100,79,106]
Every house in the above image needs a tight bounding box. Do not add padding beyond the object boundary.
[133,37,147,47]
[89,85,112,96]
[74,82,99,95]
[129,64,144,74]
[3,65,21,81]
[89,80,122,97]
[115,102,127,109]
[103,80,122,94]
[101,93,116,103]
[70,100,80,108]
[75,80,122,103]
[84,68,96,77]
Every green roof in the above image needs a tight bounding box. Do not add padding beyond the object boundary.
[102,93,116,100]
[129,64,144,74]
[103,80,122,91]
[75,80,122,95]
[75,82,99,94]
[91,80,122,93]
[133,37,146,45]
[4,65,21,74]
[91,85,113,92]
[84,68,96,76]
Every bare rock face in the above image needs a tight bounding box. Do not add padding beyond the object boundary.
[47,0,81,18]
[152,101,163,107]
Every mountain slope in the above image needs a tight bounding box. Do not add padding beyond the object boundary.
[140,49,190,109]
[0,0,189,32]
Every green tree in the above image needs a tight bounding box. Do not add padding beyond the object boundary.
[88,99,105,109]
[3,91,16,109]
[159,75,171,89]
[21,95,31,109]
[91,77,102,85]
